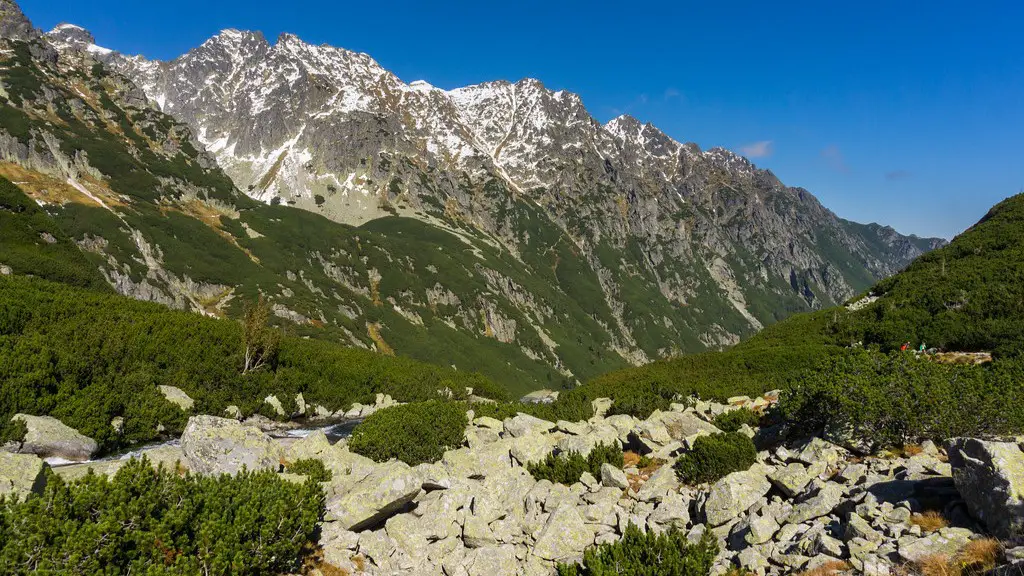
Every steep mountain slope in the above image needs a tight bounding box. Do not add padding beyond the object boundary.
[1,0,942,394]
[580,191,1024,404]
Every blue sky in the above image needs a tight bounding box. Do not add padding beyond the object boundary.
[22,0,1024,239]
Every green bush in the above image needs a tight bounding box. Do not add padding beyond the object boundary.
[0,458,323,575]
[713,408,762,433]
[527,443,623,485]
[674,432,758,484]
[349,401,467,465]
[779,349,1024,451]
[285,458,332,482]
[556,523,718,575]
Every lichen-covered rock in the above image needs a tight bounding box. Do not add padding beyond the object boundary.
[503,414,556,438]
[600,462,629,489]
[0,452,46,500]
[157,385,194,411]
[947,437,1024,539]
[180,415,281,475]
[326,460,422,531]
[12,414,98,461]
[785,483,845,525]
[532,503,594,561]
[705,467,772,526]
[768,462,825,498]
[898,527,975,563]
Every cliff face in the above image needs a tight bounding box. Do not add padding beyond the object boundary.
[0,1,943,393]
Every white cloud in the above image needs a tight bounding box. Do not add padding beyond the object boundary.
[740,140,774,158]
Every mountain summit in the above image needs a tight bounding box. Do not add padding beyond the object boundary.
[0,4,944,391]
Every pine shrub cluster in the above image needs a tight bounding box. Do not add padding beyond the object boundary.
[556,523,719,575]
[673,432,758,484]
[348,400,468,465]
[0,458,324,575]
[285,458,333,482]
[713,408,762,433]
[527,442,624,485]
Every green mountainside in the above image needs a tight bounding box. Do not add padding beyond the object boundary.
[572,192,1024,444]
[0,15,945,396]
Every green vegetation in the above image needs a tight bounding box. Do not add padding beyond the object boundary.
[556,524,718,576]
[836,194,1024,358]
[0,178,108,290]
[527,443,623,485]
[779,350,1024,451]
[348,401,468,466]
[0,458,323,575]
[285,458,333,482]
[713,408,762,433]
[0,274,499,454]
[673,433,758,484]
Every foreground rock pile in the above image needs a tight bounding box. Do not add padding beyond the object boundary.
[4,394,1024,575]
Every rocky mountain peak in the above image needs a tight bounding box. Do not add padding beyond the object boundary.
[0,0,37,42]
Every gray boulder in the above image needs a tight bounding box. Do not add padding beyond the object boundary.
[532,503,594,561]
[180,415,281,475]
[947,437,1024,539]
[705,467,772,526]
[12,414,98,461]
[157,385,194,411]
[898,527,974,563]
[600,462,629,489]
[503,414,556,438]
[785,483,845,525]
[326,461,422,531]
[0,452,46,500]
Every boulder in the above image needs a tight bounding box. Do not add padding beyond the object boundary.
[532,503,594,561]
[898,527,974,563]
[503,414,556,438]
[285,429,333,462]
[157,385,194,411]
[654,410,723,442]
[705,467,772,526]
[947,437,1024,539]
[768,462,826,498]
[0,452,46,500]
[264,395,286,417]
[180,415,281,475]
[746,514,780,545]
[785,483,845,525]
[461,544,520,576]
[326,461,422,530]
[600,463,629,489]
[649,492,690,529]
[636,464,679,503]
[792,438,844,467]
[12,414,98,461]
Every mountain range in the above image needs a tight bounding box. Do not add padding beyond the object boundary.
[1,1,943,393]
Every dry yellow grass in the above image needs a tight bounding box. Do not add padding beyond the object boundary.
[903,444,925,457]
[902,539,1002,576]
[917,554,957,576]
[910,510,950,533]
[956,538,1001,574]
[795,560,851,576]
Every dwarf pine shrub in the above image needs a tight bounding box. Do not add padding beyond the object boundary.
[527,442,624,485]
[674,432,758,484]
[556,523,718,575]
[0,458,323,575]
[349,400,467,466]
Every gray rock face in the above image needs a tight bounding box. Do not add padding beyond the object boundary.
[947,437,1024,539]
[12,414,98,461]
[0,0,37,41]
[180,415,281,475]
[600,462,629,489]
[0,452,46,500]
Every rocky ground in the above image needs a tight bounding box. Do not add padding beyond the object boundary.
[3,393,1024,575]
